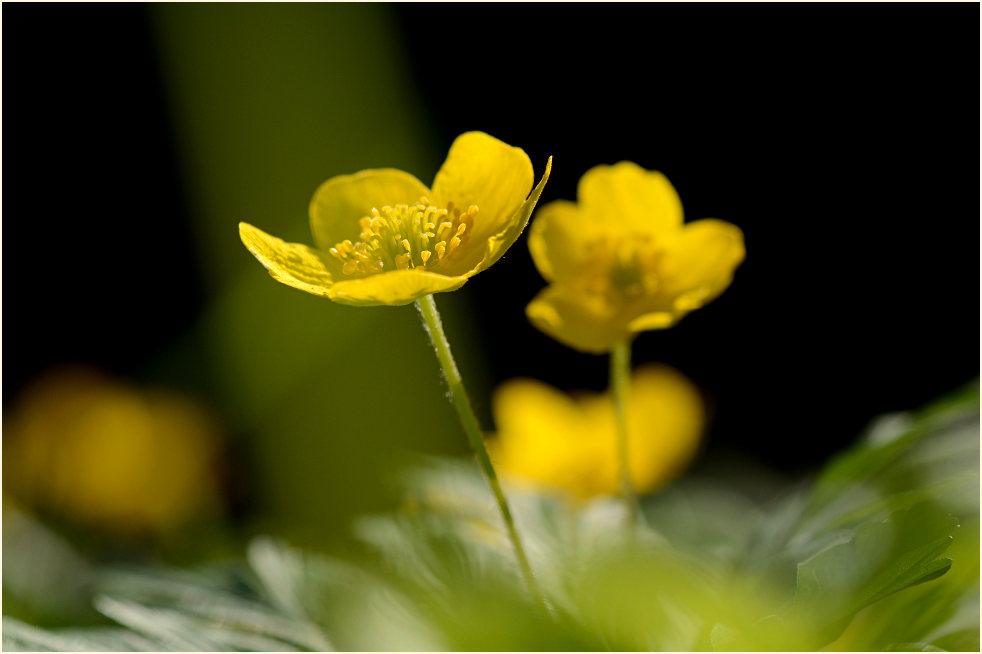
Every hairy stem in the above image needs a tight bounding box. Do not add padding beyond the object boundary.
[415,293,546,608]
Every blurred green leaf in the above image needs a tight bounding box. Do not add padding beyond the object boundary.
[930,628,981,653]
[91,598,212,651]
[2,617,131,652]
[1,502,96,626]
[791,502,957,647]
[807,382,979,513]
[97,566,329,651]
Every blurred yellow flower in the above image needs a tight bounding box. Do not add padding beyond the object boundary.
[240,131,551,306]
[490,365,704,499]
[526,162,745,353]
[3,367,224,535]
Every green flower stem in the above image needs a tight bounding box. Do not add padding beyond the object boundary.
[415,293,546,609]
[611,341,641,529]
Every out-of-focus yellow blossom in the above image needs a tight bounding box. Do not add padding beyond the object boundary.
[490,365,704,499]
[240,132,551,306]
[526,162,745,353]
[2,367,224,535]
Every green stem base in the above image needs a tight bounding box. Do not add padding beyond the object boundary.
[611,341,642,529]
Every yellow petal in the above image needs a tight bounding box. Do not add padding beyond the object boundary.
[492,378,578,471]
[308,168,430,252]
[526,285,632,354]
[326,269,467,306]
[239,222,335,297]
[527,198,592,285]
[430,131,534,248]
[491,378,603,497]
[627,310,679,333]
[465,156,552,277]
[577,161,683,235]
[660,218,745,311]
[626,365,704,494]
[575,396,625,496]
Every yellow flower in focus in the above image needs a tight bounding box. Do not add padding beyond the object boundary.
[490,365,704,499]
[526,162,745,353]
[240,132,552,306]
[3,367,224,535]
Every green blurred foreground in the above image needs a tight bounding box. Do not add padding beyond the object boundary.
[4,382,978,651]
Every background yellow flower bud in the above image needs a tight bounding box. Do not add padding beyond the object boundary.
[3,367,225,536]
[490,365,704,499]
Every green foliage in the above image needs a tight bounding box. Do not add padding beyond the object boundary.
[3,383,978,651]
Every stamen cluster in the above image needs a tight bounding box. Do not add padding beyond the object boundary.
[328,197,476,278]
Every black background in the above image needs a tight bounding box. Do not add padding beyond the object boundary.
[4,4,978,473]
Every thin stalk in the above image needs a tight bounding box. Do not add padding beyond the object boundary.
[611,340,641,528]
[415,293,546,609]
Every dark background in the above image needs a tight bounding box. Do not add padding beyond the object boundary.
[4,4,978,485]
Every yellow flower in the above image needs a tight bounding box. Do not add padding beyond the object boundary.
[490,365,704,499]
[526,162,745,353]
[3,366,224,535]
[240,132,551,306]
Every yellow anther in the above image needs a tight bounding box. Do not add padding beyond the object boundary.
[330,197,472,279]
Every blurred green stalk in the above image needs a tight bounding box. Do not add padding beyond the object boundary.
[611,341,641,529]
[148,4,478,542]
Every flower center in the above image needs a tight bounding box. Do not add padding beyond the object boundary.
[328,197,476,278]
[582,236,663,298]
